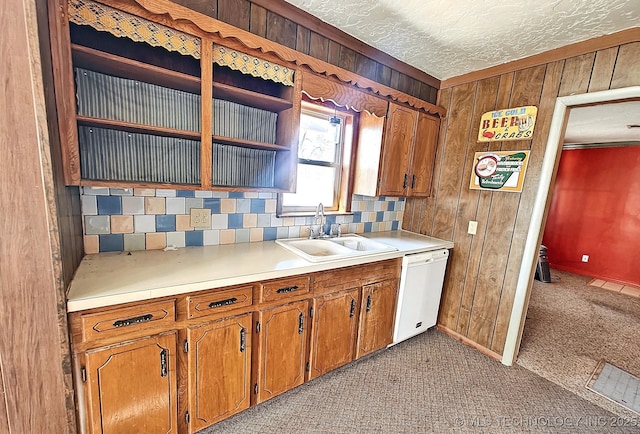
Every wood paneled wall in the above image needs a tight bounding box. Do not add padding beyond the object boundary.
[0,0,76,431]
[172,0,439,104]
[403,40,640,358]
[38,0,85,428]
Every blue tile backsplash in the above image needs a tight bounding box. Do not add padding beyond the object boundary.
[81,187,404,253]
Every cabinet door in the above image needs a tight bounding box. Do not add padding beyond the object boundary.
[186,313,252,432]
[408,113,439,197]
[356,279,399,358]
[254,300,309,403]
[308,288,360,380]
[379,102,417,196]
[84,332,178,434]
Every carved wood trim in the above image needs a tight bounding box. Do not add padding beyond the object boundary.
[109,0,446,117]
[301,71,388,117]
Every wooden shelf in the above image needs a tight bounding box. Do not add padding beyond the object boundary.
[213,82,293,113]
[81,178,287,193]
[72,44,201,94]
[212,135,290,151]
[77,116,201,141]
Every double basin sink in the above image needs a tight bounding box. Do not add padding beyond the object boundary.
[275,234,397,262]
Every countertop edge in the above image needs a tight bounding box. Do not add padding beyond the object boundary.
[67,230,454,313]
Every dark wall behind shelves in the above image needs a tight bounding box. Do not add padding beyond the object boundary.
[171,0,439,104]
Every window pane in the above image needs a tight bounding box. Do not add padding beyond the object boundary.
[298,112,339,163]
[283,164,336,208]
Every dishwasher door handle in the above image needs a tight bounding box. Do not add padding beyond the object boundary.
[408,258,434,265]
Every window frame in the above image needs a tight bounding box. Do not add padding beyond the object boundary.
[278,99,357,216]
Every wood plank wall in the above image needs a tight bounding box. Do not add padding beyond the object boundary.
[0,0,76,431]
[38,0,85,428]
[173,0,439,103]
[403,40,640,358]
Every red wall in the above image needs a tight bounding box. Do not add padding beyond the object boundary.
[543,146,640,286]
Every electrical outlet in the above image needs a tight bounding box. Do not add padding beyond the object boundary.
[190,208,211,228]
[582,254,589,263]
[468,220,478,235]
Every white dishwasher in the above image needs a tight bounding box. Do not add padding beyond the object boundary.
[392,249,449,345]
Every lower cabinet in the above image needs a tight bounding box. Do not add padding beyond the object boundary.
[253,300,309,404]
[82,331,178,434]
[71,259,402,433]
[308,288,360,380]
[356,279,399,358]
[185,313,252,432]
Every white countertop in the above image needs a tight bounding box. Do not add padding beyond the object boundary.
[67,230,454,312]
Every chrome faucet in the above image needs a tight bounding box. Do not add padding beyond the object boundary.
[315,202,326,237]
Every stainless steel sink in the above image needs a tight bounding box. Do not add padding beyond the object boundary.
[275,234,397,262]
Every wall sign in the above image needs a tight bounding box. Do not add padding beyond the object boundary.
[469,150,530,192]
[478,106,537,142]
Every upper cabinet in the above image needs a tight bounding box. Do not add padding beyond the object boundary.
[51,0,444,195]
[354,101,440,198]
[53,0,300,192]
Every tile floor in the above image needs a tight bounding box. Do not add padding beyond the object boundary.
[588,278,640,298]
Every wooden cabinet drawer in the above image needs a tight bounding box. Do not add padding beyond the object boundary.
[186,285,253,319]
[80,299,175,342]
[259,275,310,303]
[313,259,401,295]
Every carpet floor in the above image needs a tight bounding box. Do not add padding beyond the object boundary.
[200,328,637,433]
[517,269,640,421]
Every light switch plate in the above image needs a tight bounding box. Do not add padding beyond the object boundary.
[190,208,211,228]
[468,220,478,235]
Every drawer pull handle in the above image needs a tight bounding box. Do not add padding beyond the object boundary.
[411,174,416,189]
[277,285,299,294]
[113,314,153,328]
[366,295,372,312]
[403,173,409,189]
[349,299,356,317]
[209,297,238,309]
[298,313,304,334]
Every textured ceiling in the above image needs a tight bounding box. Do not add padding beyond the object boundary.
[564,101,640,145]
[284,0,640,80]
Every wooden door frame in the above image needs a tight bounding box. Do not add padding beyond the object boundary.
[502,85,640,366]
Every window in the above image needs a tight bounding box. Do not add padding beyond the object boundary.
[280,101,354,214]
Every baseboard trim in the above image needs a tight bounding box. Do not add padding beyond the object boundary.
[437,325,502,362]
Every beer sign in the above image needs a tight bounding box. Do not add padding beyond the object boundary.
[478,106,537,142]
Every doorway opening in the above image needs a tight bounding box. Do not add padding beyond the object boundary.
[502,86,640,366]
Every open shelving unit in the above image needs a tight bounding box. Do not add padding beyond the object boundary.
[63,12,300,192]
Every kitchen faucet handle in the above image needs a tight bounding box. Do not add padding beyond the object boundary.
[309,225,318,239]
